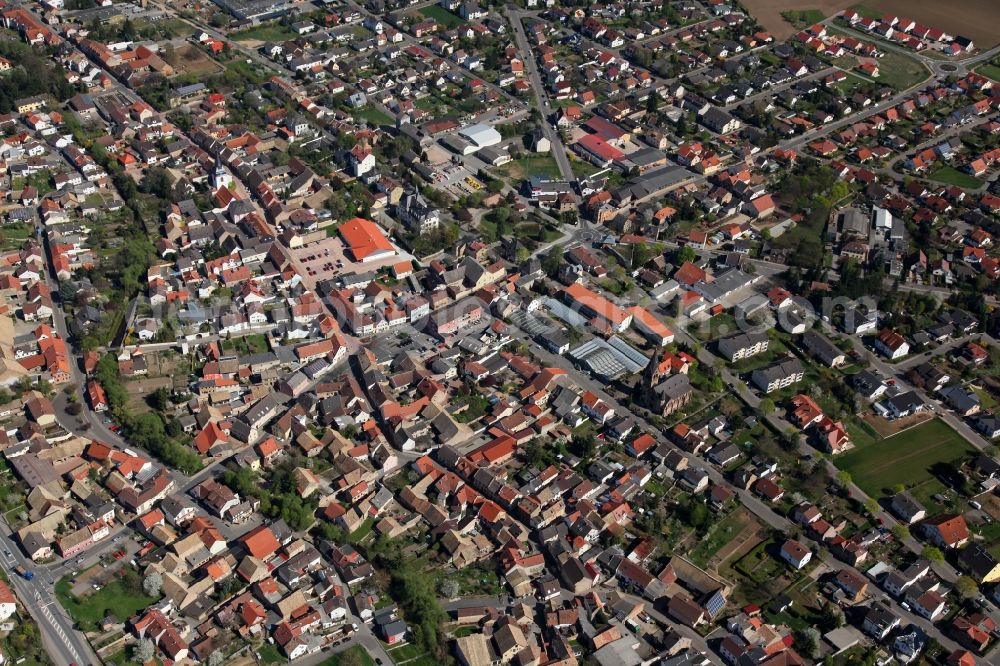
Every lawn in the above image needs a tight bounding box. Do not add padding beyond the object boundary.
[927,165,984,189]
[688,509,756,568]
[832,72,870,95]
[388,642,425,663]
[319,646,374,666]
[0,222,37,250]
[834,418,977,499]
[55,572,158,631]
[355,105,394,127]
[452,626,481,638]
[976,63,1000,82]
[225,333,269,355]
[232,23,297,42]
[689,313,739,342]
[419,5,467,28]
[828,27,928,90]
[225,59,269,86]
[350,517,376,542]
[258,643,285,664]
[842,414,880,449]
[733,541,784,584]
[496,155,561,181]
[861,49,928,90]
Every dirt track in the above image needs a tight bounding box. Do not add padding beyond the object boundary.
[741,0,1000,48]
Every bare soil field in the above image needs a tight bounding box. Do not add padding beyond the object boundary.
[860,409,932,437]
[171,44,225,77]
[741,0,1000,48]
[855,0,1000,49]
[739,0,856,41]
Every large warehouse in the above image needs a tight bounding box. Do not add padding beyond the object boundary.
[458,123,502,150]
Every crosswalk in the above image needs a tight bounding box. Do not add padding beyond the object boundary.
[33,589,82,663]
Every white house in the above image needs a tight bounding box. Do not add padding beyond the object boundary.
[780,539,811,570]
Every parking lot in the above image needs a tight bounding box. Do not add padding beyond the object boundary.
[288,234,416,290]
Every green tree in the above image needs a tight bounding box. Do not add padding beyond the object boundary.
[954,575,979,599]
[675,245,696,264]
[759,398,775,414]
[922,546,944,562]
[541,245,563,278]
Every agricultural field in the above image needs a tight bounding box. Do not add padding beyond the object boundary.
[849,1,1000,49]
[747,0,1000,49]
[738,0,850,41]
[834,418,977,499]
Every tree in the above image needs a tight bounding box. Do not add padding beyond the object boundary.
[863,498,880,516]
[891,524,910,540]
[819,602,844,631]
[836,470,852,486]
[685,500,708,530]
[675,245,696,264]
[143,571,163,597]
[793,627,820,659]
[541,245,563,278]
[922,546,944,562]
[134,638,155,663]
[207,651,225,666]
[148,387,172,412]
[438,579,460,598]
[954,575,979,599]
[759,398,775,414]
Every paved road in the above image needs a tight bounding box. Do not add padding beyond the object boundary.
[0,526,98,666]
[509,9,575,182]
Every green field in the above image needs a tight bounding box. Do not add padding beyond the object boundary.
[869,51,929,90]
[354,105,394,127]
[976,63,1000,82]
[55,573,158,631]
[419,5,467,28]
[832,72,871,95]
[232,23,297,42]
[828,27,928,90]
[928,165,984,189]
[319,646,375,666]
[496,155,561,180]
[835,419,977,498]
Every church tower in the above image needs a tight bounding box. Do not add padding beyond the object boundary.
[211,153,232,190]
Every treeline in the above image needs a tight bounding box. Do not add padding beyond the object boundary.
[0,42,77,114]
